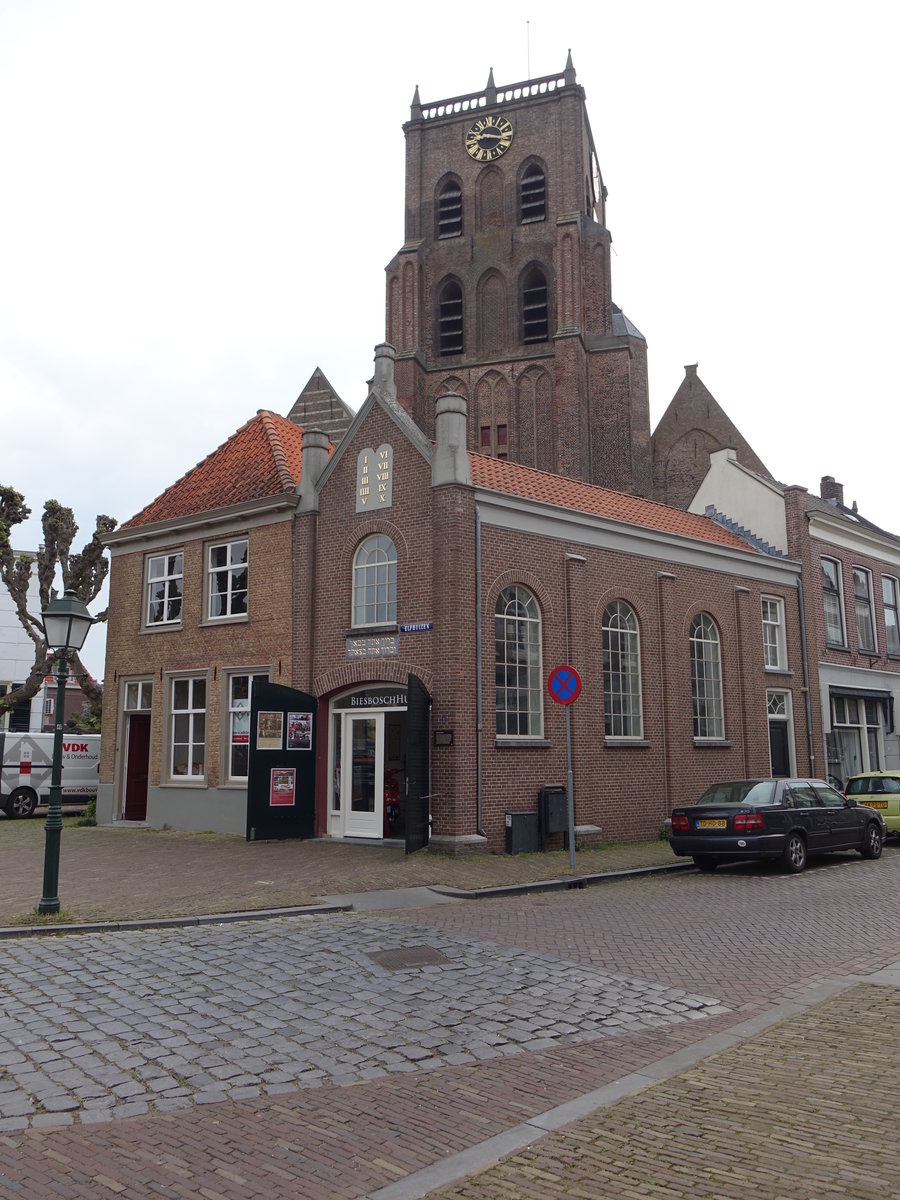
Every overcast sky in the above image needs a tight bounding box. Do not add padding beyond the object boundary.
[2,0,897,678]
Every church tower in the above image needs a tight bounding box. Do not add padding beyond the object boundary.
[385,54,652,496]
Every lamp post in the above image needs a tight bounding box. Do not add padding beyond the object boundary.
[38,589,95,915]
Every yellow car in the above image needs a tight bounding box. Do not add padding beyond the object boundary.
[845,772,900,837]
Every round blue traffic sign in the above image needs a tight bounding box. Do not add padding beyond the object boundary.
[547,664,582,705]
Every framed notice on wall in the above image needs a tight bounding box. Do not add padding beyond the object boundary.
[287,711,313,750]
[269,767,296,807]
[257,710,284,750]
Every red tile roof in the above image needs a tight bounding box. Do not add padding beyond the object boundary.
[469,453,756,552]
[122,411,307,529]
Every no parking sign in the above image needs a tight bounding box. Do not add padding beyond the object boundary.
[547,664,582,705]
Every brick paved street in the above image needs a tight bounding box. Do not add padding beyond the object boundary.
[0,820,676,925]
[0,827,898,1198]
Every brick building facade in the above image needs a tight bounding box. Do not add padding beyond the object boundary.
[97,58,836,849]
[692,452,900,787]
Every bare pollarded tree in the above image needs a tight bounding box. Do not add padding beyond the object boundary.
[0,485,116,724]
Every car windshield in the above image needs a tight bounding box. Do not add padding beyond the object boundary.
[695,781,777,807]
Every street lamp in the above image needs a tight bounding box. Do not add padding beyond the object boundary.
[38,589,95,914]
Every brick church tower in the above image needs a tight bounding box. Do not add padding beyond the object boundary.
[385,53,652,496]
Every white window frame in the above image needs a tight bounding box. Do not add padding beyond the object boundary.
[225,669,270,783]
[602,600,643,739]
[124,680,153,711]
[690,612,725,741]
[207,538,249,621]
[852,566,877,653]
[831,694,884,776]
[761,595,787,671]
[169,675,207,782]
[146,551,184,627]
[882,575,900,656]
[352,535,398,628]
[495,585,544,739]
[821,557,846,647]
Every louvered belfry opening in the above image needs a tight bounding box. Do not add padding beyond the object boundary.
[437,181,462,238]
[438,281,464,355]
[522,268,548,343]
[520,164,546,223]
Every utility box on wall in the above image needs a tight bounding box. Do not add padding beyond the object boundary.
[539,784,568,831]
[505,811,539,854]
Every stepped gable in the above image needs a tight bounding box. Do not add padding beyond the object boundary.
[287,367,354,445]
[703,505,785,556]
[652,364,772,509]
[470,453,756,553]
[122,410,307,529]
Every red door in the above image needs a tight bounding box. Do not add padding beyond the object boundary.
[123,713,151,820]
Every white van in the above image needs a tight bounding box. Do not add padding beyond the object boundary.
[0,732,101,818]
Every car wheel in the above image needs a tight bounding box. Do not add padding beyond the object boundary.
[7,787,38,819]
[861,822,883,860]
[692,856,718,872]
[781,832,807,873]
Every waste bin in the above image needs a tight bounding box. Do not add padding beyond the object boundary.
[505,811,539,854]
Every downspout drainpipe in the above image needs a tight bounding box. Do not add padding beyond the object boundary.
[797,576,816,775]
[656,572,675,822]
[475,505,485,837]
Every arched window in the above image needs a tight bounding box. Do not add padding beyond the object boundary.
[438,281,464,356]
[690,613,724,739]
[520,164,546,223]
[437,180,462,239]
[522,267,548,343]
[603,601,642,738]
[352,535,397,627]
[495,585,543,737]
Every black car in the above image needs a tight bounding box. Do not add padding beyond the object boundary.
[668,778,886,873]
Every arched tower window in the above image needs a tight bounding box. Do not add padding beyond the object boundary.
[438,281,464,356]
[436,179,462,239]
[520,164,546,223]
[522,267,549,344]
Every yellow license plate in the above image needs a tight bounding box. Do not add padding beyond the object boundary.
[697,819,727,829]
[865,800,888,809]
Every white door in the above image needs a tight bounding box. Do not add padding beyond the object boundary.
[343,713,384,838]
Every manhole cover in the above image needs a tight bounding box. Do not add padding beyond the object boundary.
[368,946,450,971]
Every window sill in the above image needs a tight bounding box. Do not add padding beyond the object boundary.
[345,623,398,635]
[495,738,551,749]
[161,779,208,788]
[764,667,794,677]
[825,642,851,653]
[141,623,182,635]
[200,614,249,628]
[693,739,733,749]
[604,738,650,749]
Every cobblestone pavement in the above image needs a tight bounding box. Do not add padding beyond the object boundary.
[0,916,726,1132]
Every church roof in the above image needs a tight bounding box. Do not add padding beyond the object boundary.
[611,308,646,341]
[287,367,355,445]
[469,454,756,552]
[121,411,307,530]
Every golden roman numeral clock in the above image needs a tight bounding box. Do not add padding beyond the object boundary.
[464,113,514,161]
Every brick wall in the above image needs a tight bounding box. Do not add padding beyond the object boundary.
[101,516,294,801]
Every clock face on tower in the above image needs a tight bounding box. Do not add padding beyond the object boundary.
[464,114,514,162]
